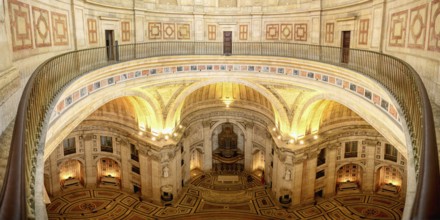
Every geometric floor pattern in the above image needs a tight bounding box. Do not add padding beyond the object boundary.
[47,175,405,219]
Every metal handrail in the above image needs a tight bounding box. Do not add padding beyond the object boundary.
[0,42,438,219]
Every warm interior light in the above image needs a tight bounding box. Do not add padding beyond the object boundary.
[313,135,318,140]
[277,135,281,140]
[152,137,156,141]
[288,139,294,144]
[173,133,178,137]
[164,135,169,140]
[179,125,183,129]
[223,99,233,108]
[272,127,277,131]
[299,140,304,145]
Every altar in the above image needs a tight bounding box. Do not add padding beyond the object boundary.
[217,175,239,183]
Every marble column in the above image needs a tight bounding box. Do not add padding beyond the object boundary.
[302,152,318,204]
[202,120,212,171]
[119,140,131,192]
[324,145,337,198]
[244,122,253,172]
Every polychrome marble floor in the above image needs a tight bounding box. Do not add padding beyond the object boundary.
[47,174,404,220]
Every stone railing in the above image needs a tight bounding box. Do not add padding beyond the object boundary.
[0,42,438,219]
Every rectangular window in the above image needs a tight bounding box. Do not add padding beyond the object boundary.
[317,149,326,166]
[87,18,98,44]
[63,137,76,156]
[208,25,216,40]
[121,21,130,42]
[130,143,139,162]
[101,136,113,153]
[325,22,334,43]
[358,19,369,45]
[385,144,398,162]
[316,170,325,179]
[239,25,248,40]
[344,141,358,158]
[132,165,140,174]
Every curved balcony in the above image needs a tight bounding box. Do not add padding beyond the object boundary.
[0,42,439,219]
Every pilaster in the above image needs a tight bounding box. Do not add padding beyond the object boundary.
[244,121,254,172]
[119,139,131,192]
[324,145,337,198]
[202,120,212,171]
[84,135,96,187]
[302,152,318,204]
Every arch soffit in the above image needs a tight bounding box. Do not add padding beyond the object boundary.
[290,92,406,155]
[336,161,367,171]
[94,156,122,166]
[44,90,160,161]
[164,78,290,133]
[374,163,405,176]
[58,158,86,168]
[209,119,247,139]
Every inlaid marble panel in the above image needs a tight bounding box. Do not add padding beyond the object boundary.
[32,6,51,47]
[266,24,279,40]
[389,10,408,47]
[280,24,292,40]
[177,24,190,39]
[294,23,307,41]
[148,22,162,40]
[408,4,428,49]
[51,12,69,46]
[8,0,33,51]
[428,0,440,52]
[163,23,176,39]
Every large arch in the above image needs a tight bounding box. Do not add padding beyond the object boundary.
[44,91,161,160]
[164,78,290,134]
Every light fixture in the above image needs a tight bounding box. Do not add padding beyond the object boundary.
[288,139,294,144]
[152,137,157,141]
[164,135,169,140]
[313,135,318,140]
[179,125,183,129]
[299,140,304,145]
[277,135,281,140]
[272,127,277,131]
[138,131,143,135]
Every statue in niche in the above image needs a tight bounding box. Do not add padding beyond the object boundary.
[163,166,169,178]
[218,123,238,158]
[284,169,291,181]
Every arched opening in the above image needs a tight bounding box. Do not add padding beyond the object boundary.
[336,163,363,193]
[190,147,204,177]
[97,157,121,188]
[212,122,245,173]
[375,165,403,196]
[252,149,265,174]
[58,159,84,189]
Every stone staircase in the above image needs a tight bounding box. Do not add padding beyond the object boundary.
[0,119,14,190]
